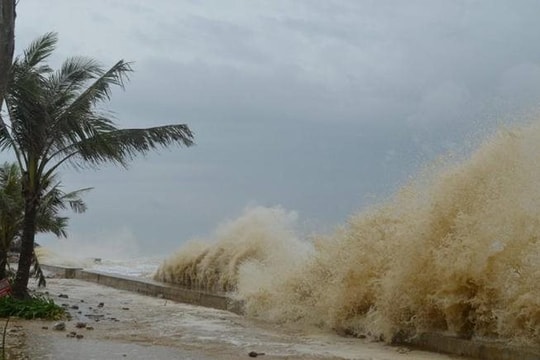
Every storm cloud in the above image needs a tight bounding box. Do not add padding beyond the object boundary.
[9,0,540,255]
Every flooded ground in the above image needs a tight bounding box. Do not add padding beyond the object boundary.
[4,278,468,360]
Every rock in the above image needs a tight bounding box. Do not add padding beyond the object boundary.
[396,347,411,354]
[248,351,265,357]
[66,331,76,338]
[76,334,84,339]
[58,294,69,299]
[86,326,94,330]
[53,322,66,331]
[121,307,130,310]
[71,305,79,310]
[75,322,87,329]
[41,326,48,330]
[97,302,104,308]
[85,314,104,321]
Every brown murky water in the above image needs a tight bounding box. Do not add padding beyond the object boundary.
[156,123,540,344]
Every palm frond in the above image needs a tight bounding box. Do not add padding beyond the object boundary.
[31,251,47,287]
[58,187,92,213]
[0,115,17,153]
[35,215,68,238]
[61,59,132,111]
[45,124,194,174]
[47,57,103,109]
[78,124,194,167]
[22,32,57,69]
[6,60,51,157]
[32,175,90,235]
[39,60,133,167]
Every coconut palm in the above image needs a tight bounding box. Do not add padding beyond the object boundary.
[1,33,194,298]
[0,162,90,280]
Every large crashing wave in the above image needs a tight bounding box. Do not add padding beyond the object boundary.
[154,206,311,292]
[155,123,540,345]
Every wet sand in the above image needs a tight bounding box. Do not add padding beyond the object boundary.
[5,278,467,360]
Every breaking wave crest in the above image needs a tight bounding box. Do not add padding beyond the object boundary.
[154,207,311,292]
[156,122,540,345]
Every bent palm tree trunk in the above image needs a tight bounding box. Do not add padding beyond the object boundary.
[0,0,15,108]
[12,183,38,299]
[0,250,6,279]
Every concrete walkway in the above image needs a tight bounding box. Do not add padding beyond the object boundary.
[9,278,464,360]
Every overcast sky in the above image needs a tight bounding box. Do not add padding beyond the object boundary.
[9,0,540,257]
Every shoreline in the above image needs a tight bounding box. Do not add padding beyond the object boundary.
[6,277,461,360]
[38,264,540,360]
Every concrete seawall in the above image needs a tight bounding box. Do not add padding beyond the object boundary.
[40,264,540,360]
[406,333,540,360]
[40,264,243,314]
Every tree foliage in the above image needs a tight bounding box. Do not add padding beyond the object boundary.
[0,162,90,281]
[1,33,194,298]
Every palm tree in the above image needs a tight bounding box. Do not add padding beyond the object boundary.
[0,162,89,280]
[1,33,194,298]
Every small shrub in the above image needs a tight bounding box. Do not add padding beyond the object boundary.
[0,295,65,320]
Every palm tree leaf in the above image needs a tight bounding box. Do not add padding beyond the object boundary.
[22,32,57,69]
[59,59,132,113]
[60,187,92,213]
[39,60,133,167]
[46,124,194,173]
[6,61,51,158]
[0,115,17,152]
[100,124,194,157]
[46,57,103,112]
[35,215,68,238]
[87,124,193,164]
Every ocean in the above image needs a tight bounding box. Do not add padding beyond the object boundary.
[153,121,540,346]
[36,248,161,278]
[40,121,540,347]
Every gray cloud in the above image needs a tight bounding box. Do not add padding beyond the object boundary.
[11,1,540,255]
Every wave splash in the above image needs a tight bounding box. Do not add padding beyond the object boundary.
[154,206,311,292]
[156,122,540,345]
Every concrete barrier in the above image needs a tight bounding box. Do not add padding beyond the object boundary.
[43,264,539,360]
[41,264,82,279]
[73,269,243,314]
[404,332,540,360]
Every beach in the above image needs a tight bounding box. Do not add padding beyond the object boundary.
[4,277,464,360]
